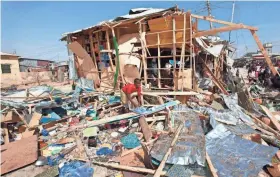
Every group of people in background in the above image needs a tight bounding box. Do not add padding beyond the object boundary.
[246,61,280,88]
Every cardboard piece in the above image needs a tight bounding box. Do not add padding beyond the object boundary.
[1,135,38,175]
[68,41,100,83]
[29,112,42,127]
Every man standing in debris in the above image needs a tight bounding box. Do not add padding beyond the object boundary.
[121,78,142,112]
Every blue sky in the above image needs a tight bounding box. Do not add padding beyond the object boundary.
[1,1,280,61]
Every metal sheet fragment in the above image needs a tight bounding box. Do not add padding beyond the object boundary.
[206,124,278,177]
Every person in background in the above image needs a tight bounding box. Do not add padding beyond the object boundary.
[236,68,240,77]
[248,67,256,83]
[120,78,142,112]
[160,63,174,89]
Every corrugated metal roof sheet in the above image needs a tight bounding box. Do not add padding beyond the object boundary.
[61,7,169,39]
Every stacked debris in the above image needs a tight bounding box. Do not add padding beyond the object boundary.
[1,78,280,177]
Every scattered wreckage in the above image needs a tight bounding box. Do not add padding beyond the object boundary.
[1,6,280,177]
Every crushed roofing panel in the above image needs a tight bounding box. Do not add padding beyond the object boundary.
[61,7,167,38]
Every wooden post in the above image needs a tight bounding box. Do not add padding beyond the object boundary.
[206,152,219,177]
[250,30,279,76]
[88,30,98,70]
[153,124,183,177]
[179,13,186,91]
[172,17,177,82]
[139,23,148,85]
[3,123,9,144]
[157,33,162,88]
[105,29,114,71]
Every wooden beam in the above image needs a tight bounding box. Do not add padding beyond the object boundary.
[153,124,183,177]
[260,105,280,132]
[92,161,166,175]
[157,33,161,88]
[250,30,279,76]
[194,24,248,38]
[199,57,229,95]
[88,30,98,70]
[206,152,219,177]
[139,23,148,85]
[172,17,177,82]
[105,29,114,71]
[191,14,258,31]
[142,91,198,96]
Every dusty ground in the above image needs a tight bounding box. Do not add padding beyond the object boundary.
[2,165,50,177]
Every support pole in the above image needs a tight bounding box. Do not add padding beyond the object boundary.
[105,29,114,71]
[88,30,98,70]
[157,33,162,88]
[250,30,279,76]
[172,17,177,90]
[139,23,148,85]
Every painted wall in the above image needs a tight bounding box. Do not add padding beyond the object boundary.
[0,55,21,87]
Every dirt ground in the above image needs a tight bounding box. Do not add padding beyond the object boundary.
[2,165,50,177]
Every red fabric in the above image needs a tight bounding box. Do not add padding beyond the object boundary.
[122,84,141,96]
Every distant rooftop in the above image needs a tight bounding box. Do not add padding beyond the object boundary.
[0,52,19,57]
[19,57,54,62]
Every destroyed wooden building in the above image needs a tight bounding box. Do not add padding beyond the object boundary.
[61,6,278,93]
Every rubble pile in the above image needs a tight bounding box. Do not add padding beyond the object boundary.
[1,78,280,177]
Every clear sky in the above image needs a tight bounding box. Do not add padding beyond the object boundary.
[1,1,280,62]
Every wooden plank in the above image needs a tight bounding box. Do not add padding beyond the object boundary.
[88,30,98,70]
[13,109,30,129]
[157,33,161,88]
[28,112,42,127]
[70,101,180,130]
[105,29,114,70]
[139,23,148,85]
[148,15,190,32]
[3,123,9,144]
[191,14,258,31]
[154,124,183,177]
[1,111,21,123]
[250,30,279,76]
[142,91,198,96]
[92,161,166,175]
[139,116,152,142]
[194,24,247,38]
[206,152,219,177]
[199,57,229,95]
[260,105,280,131]
[68,41,100,82]
[172,17,177,82]
[1,135,38,175]
[22,130,35,139]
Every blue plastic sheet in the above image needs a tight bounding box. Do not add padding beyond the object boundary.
[206,124,278,177]
[96,147,113,156]
[108,96,121,105]
[59,161,94,177]
[121,133,140,149]
[47,154,64,166]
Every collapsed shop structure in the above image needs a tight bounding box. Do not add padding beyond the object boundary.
[61,6,278,93]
